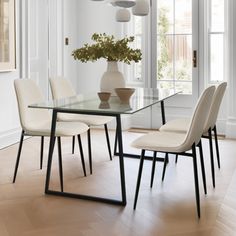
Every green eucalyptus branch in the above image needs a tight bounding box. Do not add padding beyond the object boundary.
[72,33,142,64]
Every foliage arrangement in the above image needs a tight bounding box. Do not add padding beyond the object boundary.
[72,33,142,64]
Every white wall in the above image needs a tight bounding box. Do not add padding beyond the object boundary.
[64,1,122,93]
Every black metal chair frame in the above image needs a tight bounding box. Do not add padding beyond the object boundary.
[71,123,112,175]
[13,130,87,192]
[174,125,220,188]
[133,142,204,218]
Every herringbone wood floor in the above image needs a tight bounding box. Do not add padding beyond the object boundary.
[0,129,236,236]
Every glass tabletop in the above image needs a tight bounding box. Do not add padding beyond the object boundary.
[29,88,180,115]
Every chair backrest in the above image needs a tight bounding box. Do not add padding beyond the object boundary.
[181,86,215,150]
[49,77,76,100]
[203,82,227,132]
[14,79,51,132]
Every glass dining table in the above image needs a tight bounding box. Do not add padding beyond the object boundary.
[29,88,179,206]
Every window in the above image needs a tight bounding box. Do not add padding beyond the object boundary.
[207,0,225,82]
[128,0,196,95]
[157,0,193,94]
[128,0,225,93]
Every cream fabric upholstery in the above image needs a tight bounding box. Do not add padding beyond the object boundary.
[159,118,189,133]
[204,82,227,132]
[14,79,89,137]
[49,77,114,125]
[132,86,215,153]
[160,82,227,134]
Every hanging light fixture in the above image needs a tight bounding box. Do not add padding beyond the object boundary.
[91,0,150,22]
[132,0,149,16]
[116,8,131,22]
[113,0,136,8]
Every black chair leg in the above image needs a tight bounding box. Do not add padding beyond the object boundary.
[198,140,207,195]
[208,129,215,188]
[150,151,157,188]
[133,149,145,210]
[40,136,44,169]
[161,153,168,181]
[213,125,221,169]
[113,125,118,155]
[175,154,178,163]
[77,135,86,176]
[192,143,200,218]
[87,129,92,174]
[13,130,25,183]
[57,137,64,192]
[104,124,112,160]
[72,136,75,154]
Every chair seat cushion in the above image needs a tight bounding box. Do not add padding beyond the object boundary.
[159,118,190,133]
[132,131,188,153]
[25,121,89,137]
[57,113,114,126]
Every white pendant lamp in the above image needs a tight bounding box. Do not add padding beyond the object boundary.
[132,0,149,16]
[114,0,136,8]
[116,8,131,22]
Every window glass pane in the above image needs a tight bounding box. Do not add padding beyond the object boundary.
[157,81,174,90]
[175,0,192,34]
[175,82,192,94]
[175,35,192,81]
[157,35,174,81]
[211,0,224,32]
[157,0,174,34]
[210,34,224,82]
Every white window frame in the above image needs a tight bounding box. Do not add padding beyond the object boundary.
[123,15,149,88]
[151,0,200,107]
[204,0,226,85]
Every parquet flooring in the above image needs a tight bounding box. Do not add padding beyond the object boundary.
[0,129,236,235]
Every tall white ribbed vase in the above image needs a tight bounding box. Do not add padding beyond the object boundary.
[100,61,125,95]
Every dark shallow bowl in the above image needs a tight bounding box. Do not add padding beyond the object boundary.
[115,88,135,103]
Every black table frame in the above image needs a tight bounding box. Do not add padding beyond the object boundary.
[113,100,167,162]
[44,100,167,206]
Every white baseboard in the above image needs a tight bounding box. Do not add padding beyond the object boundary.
[0,128,22,149]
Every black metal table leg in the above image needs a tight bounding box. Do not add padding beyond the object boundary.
[116,114,127,205]
[161,100,169,163]
[44,110,126,206]
[160,100,166,125]
[45,110,57,193]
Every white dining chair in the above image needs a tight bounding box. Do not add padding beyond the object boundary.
[49,77,114,174]
[14,79,89,192]
[131,86,215,218]
[159,82,227,188]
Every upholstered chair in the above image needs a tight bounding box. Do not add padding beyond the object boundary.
[131,86,215,218]
[49,77,114,175]
[14,79,89,192]
[159,82,227,188]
